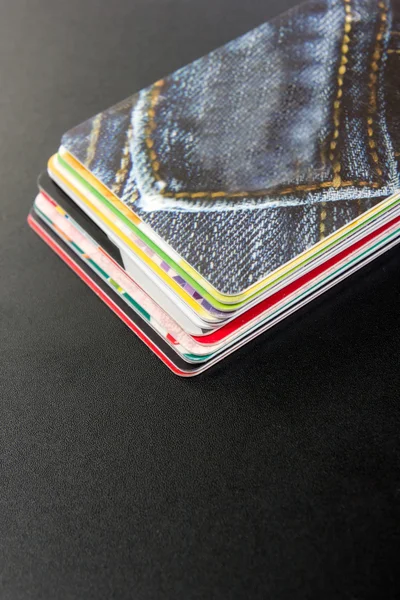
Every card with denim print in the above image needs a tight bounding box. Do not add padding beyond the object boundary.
[59,0,400,299]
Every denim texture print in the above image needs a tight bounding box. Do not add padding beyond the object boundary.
[61,0,400,295]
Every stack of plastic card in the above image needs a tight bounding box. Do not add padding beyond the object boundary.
[29,0,400,376]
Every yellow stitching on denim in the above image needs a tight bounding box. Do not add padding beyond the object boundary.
[328,0,352,188]
[111,123,135,196]
[144,79,165,184]
[320,0,352,239]
[85,114,102,168]
[388,48,400,53]
[320,201,327,240]
[366,1,387,180]
[162,179,380,200]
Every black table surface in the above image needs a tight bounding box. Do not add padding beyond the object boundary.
[1,1,400,598]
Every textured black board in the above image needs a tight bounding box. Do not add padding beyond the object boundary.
[2,1,400,599]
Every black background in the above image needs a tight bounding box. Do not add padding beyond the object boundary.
[1,1,400,598]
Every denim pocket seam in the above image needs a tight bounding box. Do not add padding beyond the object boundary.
[365,0,388,183]
[140,0,387,205]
